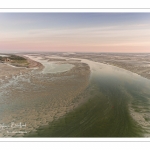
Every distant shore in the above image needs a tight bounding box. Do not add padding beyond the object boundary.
[60,53,150,80]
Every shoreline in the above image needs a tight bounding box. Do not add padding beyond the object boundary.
[99,61,150,81]
[22,55,44,69]
[92,60,150,81]
[62,53,150,80]
[0,55,44,81]
[0,56,91,137]
[0,53,149,137]
[24,56,144,137]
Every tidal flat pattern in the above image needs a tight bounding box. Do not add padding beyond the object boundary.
[0,56,90,137]
[26,58,150,137]
[0,54,150,137]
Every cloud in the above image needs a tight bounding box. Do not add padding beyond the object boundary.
[0,22,150,52]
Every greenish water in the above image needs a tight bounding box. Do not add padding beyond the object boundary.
[25,59,150,137]
[26,92,141,137]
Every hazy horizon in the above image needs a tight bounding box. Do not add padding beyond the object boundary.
[0,13,150,53]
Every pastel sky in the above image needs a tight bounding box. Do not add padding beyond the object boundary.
[0,13,150,53]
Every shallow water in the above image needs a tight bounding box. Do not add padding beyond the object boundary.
[28,58,150,137]
[0,55,150,137]
[81,59,150,136]
[25,55,74,74]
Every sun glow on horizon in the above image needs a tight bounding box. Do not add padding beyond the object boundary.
[0,13,150,53]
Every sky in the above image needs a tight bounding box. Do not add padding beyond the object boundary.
[0,13,150,53]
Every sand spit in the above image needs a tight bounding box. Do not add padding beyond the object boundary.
[21,55,44,69]
[0,55,90,137]
[0,55,43,81]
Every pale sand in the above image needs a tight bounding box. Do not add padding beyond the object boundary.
[0,55,43,80]
[129,106,150,137]
[62,53,150,80]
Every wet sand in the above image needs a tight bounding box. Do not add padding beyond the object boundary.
[26,57,147,137]
[59,53,150,80]
[1,53,150,137]
[0,55,90,137]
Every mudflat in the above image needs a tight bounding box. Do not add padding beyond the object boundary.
[0,53,150,137]
[0,54,90,137]
[60,53,150,80]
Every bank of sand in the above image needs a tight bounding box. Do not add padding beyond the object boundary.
[86,54,150,136]
[0,55,90,137]
[1,53,149,137]
[0,56,43,80]
[62,53,150,80]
